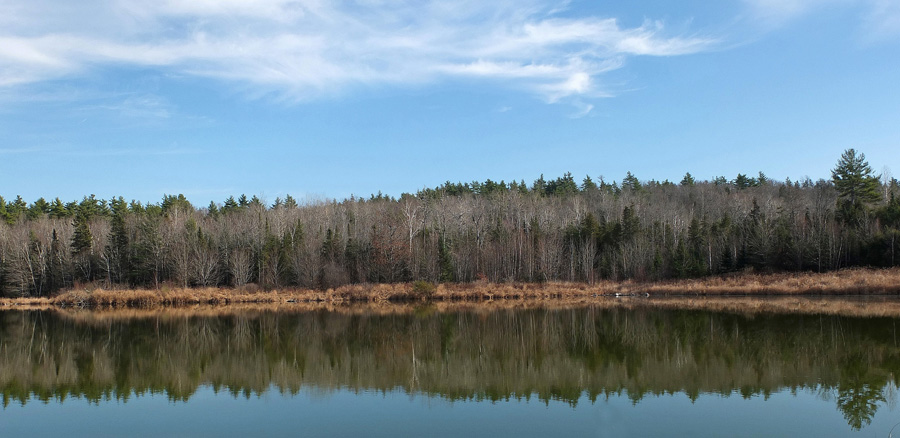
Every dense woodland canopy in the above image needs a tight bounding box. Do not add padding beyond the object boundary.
[1,149,899,297]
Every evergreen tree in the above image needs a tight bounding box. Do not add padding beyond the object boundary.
[26,198,50,220]
[832,148,881,214]
[734,174,753,189]
[72,213,94,281]
[107,197,130,284]
[161,194,192,213]
[78,194,108,219]
[49,198,69,219]
[0,195,7,224]
[72,214,93,255]
[438,235,454,282]
[532,174,547,195]
[581,175,598,192]
[5,196,27,224]
[223,196,240,213]
[207,201,220,219]
[622,172,641,192]
[47,229,65,293]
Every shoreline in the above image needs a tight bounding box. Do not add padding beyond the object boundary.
[6,295,900,319]
[1,267,899,316]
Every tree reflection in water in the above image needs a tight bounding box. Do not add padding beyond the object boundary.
[0,306,898,430]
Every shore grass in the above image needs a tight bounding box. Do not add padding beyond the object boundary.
[10,295,900,321]
[0,267,898,312]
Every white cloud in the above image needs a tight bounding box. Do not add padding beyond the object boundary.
[0,0,717,103]
[743,0,900,39]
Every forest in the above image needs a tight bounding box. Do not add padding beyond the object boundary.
[1,148,898,297]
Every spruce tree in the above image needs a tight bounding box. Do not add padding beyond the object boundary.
[438,235,454,282]
[72,213,94,281]
[72,214,92,255]
[107,197,130,284]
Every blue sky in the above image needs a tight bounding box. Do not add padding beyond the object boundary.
[1,0,898,205]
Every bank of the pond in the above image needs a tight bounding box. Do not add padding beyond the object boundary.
[1,267,899,311]
[15,295,900,321]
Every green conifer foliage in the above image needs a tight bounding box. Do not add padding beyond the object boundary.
[72,214,92,255]
[107,197,130,284]
[71,213,94,282]
[832,148,881,210]
[581,175,598,192]
[438,235,454,283]
[49,198,69,219]
[622,172,641,192]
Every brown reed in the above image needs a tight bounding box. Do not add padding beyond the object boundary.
[0,267,897,311]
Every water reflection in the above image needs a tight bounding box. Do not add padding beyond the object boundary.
[1,306,898,430]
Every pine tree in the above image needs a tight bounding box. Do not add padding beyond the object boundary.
[622,172,641,192]
[207,201,220,219]
[0,195,7,224]
[532,174,547,195]
[49,198,69,219]
[5,196,27,224]
[832,149,881,207]
[734,174,753,189]
[27,198,50,220]
[223,196,239,213]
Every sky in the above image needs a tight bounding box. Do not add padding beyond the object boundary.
[1,0,899,205]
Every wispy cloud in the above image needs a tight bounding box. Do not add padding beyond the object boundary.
[743,0,900,39]
[0,0,716,105]
[568,101,594,119]
[83,94,173,120]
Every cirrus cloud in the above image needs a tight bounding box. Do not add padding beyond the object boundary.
[743,0,900,39]
[0,0,717,106]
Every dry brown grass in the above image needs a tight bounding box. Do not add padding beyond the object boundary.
[31,295,900,323]
[634,267,900,295]
[1,267,898,312]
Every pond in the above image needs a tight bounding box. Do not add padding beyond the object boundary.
[1,305,899,437]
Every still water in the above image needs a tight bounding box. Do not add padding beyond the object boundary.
[1,305,899,437]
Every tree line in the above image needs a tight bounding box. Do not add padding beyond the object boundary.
[1,148,898,296]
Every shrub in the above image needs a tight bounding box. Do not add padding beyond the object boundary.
[412,281,436,300]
